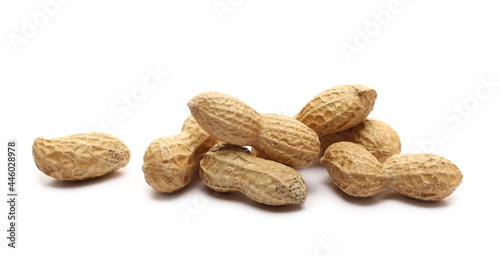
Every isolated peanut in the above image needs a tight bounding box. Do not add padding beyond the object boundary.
[320,118,401,162]
[32,132,130,181]
[321,142,462,201]
[199,143,307,206]
[188,91,320,168]
[296,84,377,136]
[142,115,217,193]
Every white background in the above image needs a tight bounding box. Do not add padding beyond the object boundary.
[1,1,499,255]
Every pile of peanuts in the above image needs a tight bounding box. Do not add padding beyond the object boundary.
[32,85,463,206]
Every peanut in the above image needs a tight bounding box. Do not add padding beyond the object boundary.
[199,143,307,206]
[142,115,217,193]
[296,84,377,136]
[188,91,320,168]
[320,118,401,162]
[384,154,463,201]
[321,142,462,201]
[32,131,130,181]
[321,142,387,197]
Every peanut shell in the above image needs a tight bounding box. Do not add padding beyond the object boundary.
[200,143,307,206]
[32,131,130,181]
[296,84,377,136]
[384,154,463,201]
[188,91,320,168]
[320,118,401,162]
[142,116,217,193]
[321,142,388,197]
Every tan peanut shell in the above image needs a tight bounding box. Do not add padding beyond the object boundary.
[296,84,377,136]
[321,142,388,197]
[320,118,401,162]
[32,131,130,181]
[253,113,321,167]
[188,91,320,168]
[187,91,260,145]
[200,143,307,206]
[321,142,463,201]
[142,116,217,193]
[384,154,463,201]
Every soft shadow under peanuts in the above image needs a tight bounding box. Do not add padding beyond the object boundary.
[296,165,329,196]
[380,191,450,208]
[42,168,127,188]
[202,186,304,213]
[150,170,205,201]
